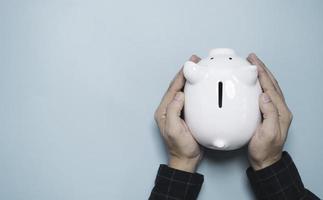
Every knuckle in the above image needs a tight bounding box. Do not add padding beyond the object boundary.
[154,109,165,123]
[166,126,177,137]
[263,111,277,119]
[271,105,279,113]
[273,78,279,85]
[167,130,176,137]
[154,110,159,121]
[264,87,277,95]
[287,110,293,121]
[167,81,173,91]
[267,88,278,95]
[154,114,159,123]
[265,107,279,117]
[271,110,279,116]
[282,108,293,122]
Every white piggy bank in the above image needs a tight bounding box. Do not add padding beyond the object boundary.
[183,48,261,150]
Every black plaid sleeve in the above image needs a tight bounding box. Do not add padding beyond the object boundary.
[149,164,204,200]
[246,151,320,200]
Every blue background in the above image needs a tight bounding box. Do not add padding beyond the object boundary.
[0,0,322,199]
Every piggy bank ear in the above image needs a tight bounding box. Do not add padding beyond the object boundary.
[183,61,205,84]
[236,65,258,85]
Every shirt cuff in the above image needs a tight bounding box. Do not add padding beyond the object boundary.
[246,151,305,200]
[149,164,204,200]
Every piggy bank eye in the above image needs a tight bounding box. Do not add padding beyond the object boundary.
[229,57,232,60]
[210,57,214,60]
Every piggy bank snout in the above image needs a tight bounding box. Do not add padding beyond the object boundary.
[213,140,226,149]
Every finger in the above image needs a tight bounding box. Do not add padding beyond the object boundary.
[258,93,280,138]
[189,54,201,63]
[155,67,185,127]
[166,92,185,129]
[155,55,201,126]
[253,59,277,93]
[248,53,288,111]
[247,54,292,139]
[260,93,278,119]
[247,54,292,127]
[247,53,284,99]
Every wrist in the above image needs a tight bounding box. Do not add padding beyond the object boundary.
[168,156,200,173]
[250,153,282,171]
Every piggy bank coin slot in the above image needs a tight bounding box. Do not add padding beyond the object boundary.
[218,81,223,108]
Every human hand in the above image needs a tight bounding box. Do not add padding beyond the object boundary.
[247,53,293,170]
[154,55,203,173]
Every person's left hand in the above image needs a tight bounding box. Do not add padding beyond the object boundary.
[154,55,203,173]
[247,53,293,170]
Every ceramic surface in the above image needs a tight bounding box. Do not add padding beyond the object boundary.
[183,48,261,150]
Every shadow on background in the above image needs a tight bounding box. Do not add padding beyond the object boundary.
[200,141,255,199]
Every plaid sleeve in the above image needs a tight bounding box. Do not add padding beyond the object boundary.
[149,164,204,200]
[246,151,320,200]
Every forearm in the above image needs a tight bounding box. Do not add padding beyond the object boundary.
[247,151,320,200]
[149,165,204,200]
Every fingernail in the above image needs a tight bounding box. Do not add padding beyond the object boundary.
[248,53,257,60]
[189,55,200,63]
[262,93,271,103]
[174,92,183,101]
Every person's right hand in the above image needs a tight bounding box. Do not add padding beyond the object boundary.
[154,55,203,173]
[247,53,293,170]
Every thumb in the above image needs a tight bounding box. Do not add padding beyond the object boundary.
[166,92,185,124]
[259,93,279,132]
